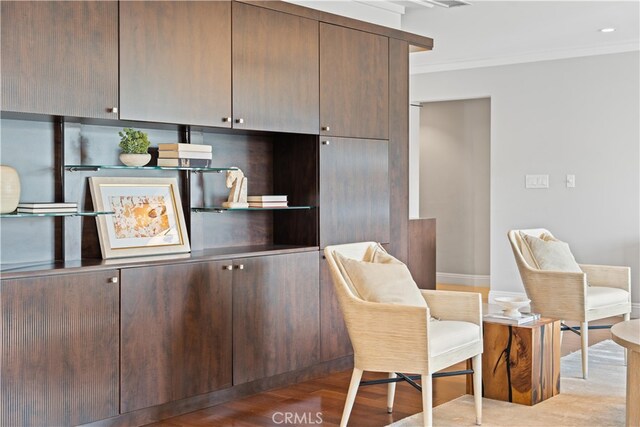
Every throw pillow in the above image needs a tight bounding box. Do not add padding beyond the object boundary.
[522,233,582,273]
[335,251,427,308]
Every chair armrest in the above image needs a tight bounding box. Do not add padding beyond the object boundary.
[420,290,482,325]
[343,299,430,373]
[519,267,587,321]
[578,264,630,291]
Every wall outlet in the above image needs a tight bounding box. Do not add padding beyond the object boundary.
[525,174,549,189]
[566,174,576,188]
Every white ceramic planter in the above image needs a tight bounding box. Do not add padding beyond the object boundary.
[0,165,21,213]
[119,153,151,167]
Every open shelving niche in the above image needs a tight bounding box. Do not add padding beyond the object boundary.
[0,115,319,269]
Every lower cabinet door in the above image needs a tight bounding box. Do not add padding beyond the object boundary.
[1,270,120,427]
[319,253,353,361]
[120,261,233,412]
[233,252,320,384]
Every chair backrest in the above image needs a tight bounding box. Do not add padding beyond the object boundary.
[324,242,379,302]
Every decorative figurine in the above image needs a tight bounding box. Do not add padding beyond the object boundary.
[222,168,249,209]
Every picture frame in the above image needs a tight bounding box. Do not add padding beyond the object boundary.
[89,177,190,259]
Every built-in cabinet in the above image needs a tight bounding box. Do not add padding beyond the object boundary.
[0,271,119,427]
[119,1,232,126]
[233,252,319,384]
[319,24,389,140]
[0,1,118,119]
[0,1,432,425]
[232,2,319,133]
[319,137,390,247]
[120,261,233,413]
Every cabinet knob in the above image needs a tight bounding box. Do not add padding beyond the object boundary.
[235,264,244,270]
[321,140,330,145]
[109,277,118,283]
[321,126,330,131]
[223,265,233,271]
[222,117,232,123]
[109,107,118,114]
[235,118,244,124]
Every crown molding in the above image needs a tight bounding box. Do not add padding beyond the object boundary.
[410,41,640,74]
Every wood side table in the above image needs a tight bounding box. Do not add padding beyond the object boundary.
[611,319,640,427]
[476,317,561,405]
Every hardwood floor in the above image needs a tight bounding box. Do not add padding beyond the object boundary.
[147,317,622,427]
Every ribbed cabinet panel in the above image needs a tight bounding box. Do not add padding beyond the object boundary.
[1,271,119,426]
[0,1,118,118]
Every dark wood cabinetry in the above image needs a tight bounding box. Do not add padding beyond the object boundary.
[120,261,233,413]
[319,253,353,361]
[232,2,319,133]
[319,23,389,140]
[233,252,319,384]
[1,1,118,118]
[119,1,232,127]
[319,137,390,247]
[0,271,119,427]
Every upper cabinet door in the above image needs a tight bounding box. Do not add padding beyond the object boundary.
[232,3,319,134]
[320,24,389,140]
[1,1,118,119]
[120,1,232,127]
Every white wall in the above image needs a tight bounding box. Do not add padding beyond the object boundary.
[409,104,421,219]
[420,99,490,278]
[411,52,640,313]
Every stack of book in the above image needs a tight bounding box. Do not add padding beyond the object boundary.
[17,202,78,214]
[483,312,541,325]
[247,195,288,208]
[157,143,212,167]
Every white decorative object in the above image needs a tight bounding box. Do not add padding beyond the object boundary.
[119,153,151,167]
[494,296,531,318]
[0,165,21,213]
[222,168,249,209]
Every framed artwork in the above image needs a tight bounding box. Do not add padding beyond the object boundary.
[89,177,190,259]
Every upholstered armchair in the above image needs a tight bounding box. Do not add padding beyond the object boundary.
[508,229,631,379]
[324,242,483,427]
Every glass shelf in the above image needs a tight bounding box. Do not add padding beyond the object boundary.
[193,206,315,213]
[65,165,238,173]
[0,211,113,218]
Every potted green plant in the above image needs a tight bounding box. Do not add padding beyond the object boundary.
[118,128,151,167]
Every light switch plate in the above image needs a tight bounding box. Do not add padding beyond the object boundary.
[525,174,549,189]
[566,174,576,188]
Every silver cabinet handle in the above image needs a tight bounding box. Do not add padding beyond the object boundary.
[109,107,118,113]
[322,140,330,145]
[222,117,231,123]
[109,277,118,283]
[223,265,233,271]
[235,118,244,124]
[235,264,244,270]
[321,126,330,131]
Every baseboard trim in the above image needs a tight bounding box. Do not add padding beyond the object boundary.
[490,291,640,320]
[436,272,490,287]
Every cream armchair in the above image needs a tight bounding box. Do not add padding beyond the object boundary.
[508,229,631,379]
[324,242,483,427]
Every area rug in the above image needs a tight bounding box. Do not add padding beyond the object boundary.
[387,340,625,426]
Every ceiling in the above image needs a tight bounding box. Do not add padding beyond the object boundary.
[402,1,640,73]
[288,1,640,73]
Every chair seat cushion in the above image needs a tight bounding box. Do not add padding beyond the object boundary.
[587,286,629,309]
[429,320,480,357]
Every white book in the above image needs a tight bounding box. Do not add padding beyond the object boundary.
[483,313,540,325]
[247,195,288,202]
[17,202,77,208]
[157,143,212,153]
[18,207,78,214]
[158,151,213,159]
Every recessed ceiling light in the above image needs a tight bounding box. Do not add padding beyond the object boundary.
[600,28,616,33]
